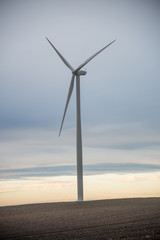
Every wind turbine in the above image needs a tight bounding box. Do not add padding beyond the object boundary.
[46,37,116,201]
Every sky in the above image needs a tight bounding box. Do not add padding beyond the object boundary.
[0,0,160,206]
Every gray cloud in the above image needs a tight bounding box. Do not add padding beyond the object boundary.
[0,123,160,170]
[0,0,160,173]
[1,163,160,180]
[0,0,160,130]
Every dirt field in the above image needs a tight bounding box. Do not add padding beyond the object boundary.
[0,198,160,239]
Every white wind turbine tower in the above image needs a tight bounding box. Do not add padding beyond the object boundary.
[46,37,116,201]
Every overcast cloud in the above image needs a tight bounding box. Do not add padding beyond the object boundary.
[0,0,160,172]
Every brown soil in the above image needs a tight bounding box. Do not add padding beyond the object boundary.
[0,198,160,239]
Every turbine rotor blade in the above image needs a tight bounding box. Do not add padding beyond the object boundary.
[74,39,116,73]
[59,74,75,136]
[46,37,74,71]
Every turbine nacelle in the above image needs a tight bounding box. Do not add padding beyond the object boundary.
[74,70,87,76]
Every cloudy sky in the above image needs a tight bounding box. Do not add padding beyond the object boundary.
[0,0,160,205]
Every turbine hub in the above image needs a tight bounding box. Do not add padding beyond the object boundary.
[75,70,87,76]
